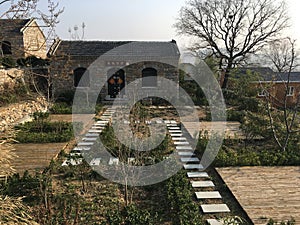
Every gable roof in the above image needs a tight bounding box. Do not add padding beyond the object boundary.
[237,67,300,82]
[0,19,31,34]
[49,39,180,58]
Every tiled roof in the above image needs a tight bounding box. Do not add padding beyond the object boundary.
[238,67,300,82]
[51,40,180,58]
[0,19,30,33]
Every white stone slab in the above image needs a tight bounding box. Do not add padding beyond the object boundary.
[201,204,230,213]
[96,121,109,124]
[88,130,103,133]
[168,127,180,130]
[170,120,177,124]
[206,219,223,225]
[195,191,222,199]
[174,141,190,145]
[170,133,183,137]
[191,181,215,188]
[172,137,187,141]
[176,146,193,150]
[187,172,209,178]
[91,127,103,130]
[166,124,178,127]
[164,120,171,124]
[178,152,195,157]
[82,137,97,141]
[180,157,200,163]
[89,158,101,166]
[78,142,94,146]
[183,164,204,170]
[169,130,182,133]
[85,133,99,137]
[108,157,119,165]
[156,120,163,124]
[73,146,91,151]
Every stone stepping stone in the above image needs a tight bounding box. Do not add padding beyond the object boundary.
[156,120,163,124]
[96,121,109,124]
[191,181,215,188]
[93,123,106,126]
[201,204,230,213]
[174,141,190,145]
[206,219,223,225]
[169,130,182,133]
[89,158,101,166]
[168,127,180,130]
[82,137,97,141]
[91,127,103,130]
[172,137,187,141]
[195,191,222,199]
[176,146,193,150]
[178,152,195,157]
[187,172,209,178]
[180,157,200,163]
[170,120,177,124]
[166,124,178,127]
[78,142,94,146]
[183,164,204,170]
[170,133,183,137]
[88,130,103,133]
[73,146,91,151]
[108,157,119,165]
[164,120,171,124]
[85,133,99,137]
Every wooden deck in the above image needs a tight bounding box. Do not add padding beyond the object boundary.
[217,167,300,225]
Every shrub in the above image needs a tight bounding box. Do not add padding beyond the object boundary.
[50,102,72,114]
[1,56,16,68]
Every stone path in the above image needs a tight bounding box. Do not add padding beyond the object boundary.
[165,120,231,224]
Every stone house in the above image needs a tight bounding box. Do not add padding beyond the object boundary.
[48,39,180,101]
[0,18,47,60]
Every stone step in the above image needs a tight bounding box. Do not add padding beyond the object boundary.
[201,204,230,213]
[169,130,182,133]
[168,127,180,130]
[170,133,183,137]
[206,219,224,225]
[78,142,94,146]
[174,141,190,145]
[85,133,99,137]
[73,147,91,151]
[88,130,103,133]
[82,137,97,141]
[176,146,193,150]
[191,181,215,188]
[178,152,195,157]
[187,172,209,178]
[172,137,187,141]
[180,157,200,163]
[183,164,204,170]
[195,191,222,199]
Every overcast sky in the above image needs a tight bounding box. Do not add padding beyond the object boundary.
[50,0,300,49]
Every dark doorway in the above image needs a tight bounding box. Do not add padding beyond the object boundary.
[2,41,12,55]
[74,67,90,87]
[142,68,157,87]
[107,69,125,98]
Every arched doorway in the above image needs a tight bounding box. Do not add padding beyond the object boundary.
[107,69,125,98]
[142,68,157,87]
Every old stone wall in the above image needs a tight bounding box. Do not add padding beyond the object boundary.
[0,97,48,132]
[0,68,24,91]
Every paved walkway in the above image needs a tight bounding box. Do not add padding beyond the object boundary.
[217,167,300,225]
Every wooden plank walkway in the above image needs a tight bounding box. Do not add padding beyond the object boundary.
[217,167,300,225]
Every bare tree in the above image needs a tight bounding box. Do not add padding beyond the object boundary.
[175,0,289,88]
[262,37,300,151]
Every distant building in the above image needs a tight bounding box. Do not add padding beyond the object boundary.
[48,39,180,100]
[237,67,300,107]
[0,18,47,59]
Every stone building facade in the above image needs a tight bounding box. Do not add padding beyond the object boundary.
[0,18,47,59]
[48,40,180,101]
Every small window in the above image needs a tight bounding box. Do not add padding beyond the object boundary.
[258,89,268,97]
[74,67,90,87]
[142,68,157,87]
[2,41,12,55]
[287,86,294,96]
